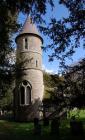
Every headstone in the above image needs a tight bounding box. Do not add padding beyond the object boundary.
[51,118,60,135]
[34,118,41,135]
[34,118,39,126]
[43,118,49,126]
[70,116,83,135]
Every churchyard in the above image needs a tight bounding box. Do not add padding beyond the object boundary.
[0,1,84,140]
[0,109,85,140]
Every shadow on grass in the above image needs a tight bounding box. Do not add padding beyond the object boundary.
[0,119,85,140]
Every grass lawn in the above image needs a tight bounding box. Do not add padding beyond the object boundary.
[68,109,85,120]
[0,110,85,140]
[0,118,85,140]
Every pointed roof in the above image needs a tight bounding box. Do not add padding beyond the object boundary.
[15,16,43,43]
[20,17,39,35]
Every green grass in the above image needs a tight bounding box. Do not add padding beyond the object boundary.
[68,109,85,120]
[0,118,85,140]
[0,110,85,140]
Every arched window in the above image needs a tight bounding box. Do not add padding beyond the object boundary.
[25,38,28,49]
[19,81,31,105]
[20,86,25,105]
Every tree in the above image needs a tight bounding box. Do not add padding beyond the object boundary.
[0,0,54,96]
[0,0,54,98]
[1,0,85,67]
[39,0,85,66]
[64,58,85,108]
[43,72,67,118]
[0,0,85,99]
[43,71,63,98]
[0,88,13,111]
[0,0,54,50]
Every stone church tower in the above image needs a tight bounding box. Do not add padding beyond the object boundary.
[14,17,44,121]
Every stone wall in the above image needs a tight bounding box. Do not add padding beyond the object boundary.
[14,33,44,121]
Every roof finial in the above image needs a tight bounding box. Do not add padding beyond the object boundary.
[27,14,33,24]
[29,13,31,18]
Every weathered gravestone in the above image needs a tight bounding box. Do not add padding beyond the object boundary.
[43,118,49,126]
[34,118,41,135]
[50,118,60,135]
[70,116,83,135]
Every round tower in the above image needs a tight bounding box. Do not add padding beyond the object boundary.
[14,17,44,121]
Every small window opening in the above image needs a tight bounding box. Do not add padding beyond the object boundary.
[25,38,28,49]
[36,60,38,67]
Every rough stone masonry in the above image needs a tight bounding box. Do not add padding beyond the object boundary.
[13,17,44,121]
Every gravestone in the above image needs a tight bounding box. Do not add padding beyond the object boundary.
[43,118,49,126]
[70,116,83,135]
[34,118,41,135]
[51,118,60,135]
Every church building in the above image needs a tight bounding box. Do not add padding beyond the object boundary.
[13,17,44,121]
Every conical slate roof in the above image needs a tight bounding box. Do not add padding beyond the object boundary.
[15,16,43,43]
[20,17,39,35]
